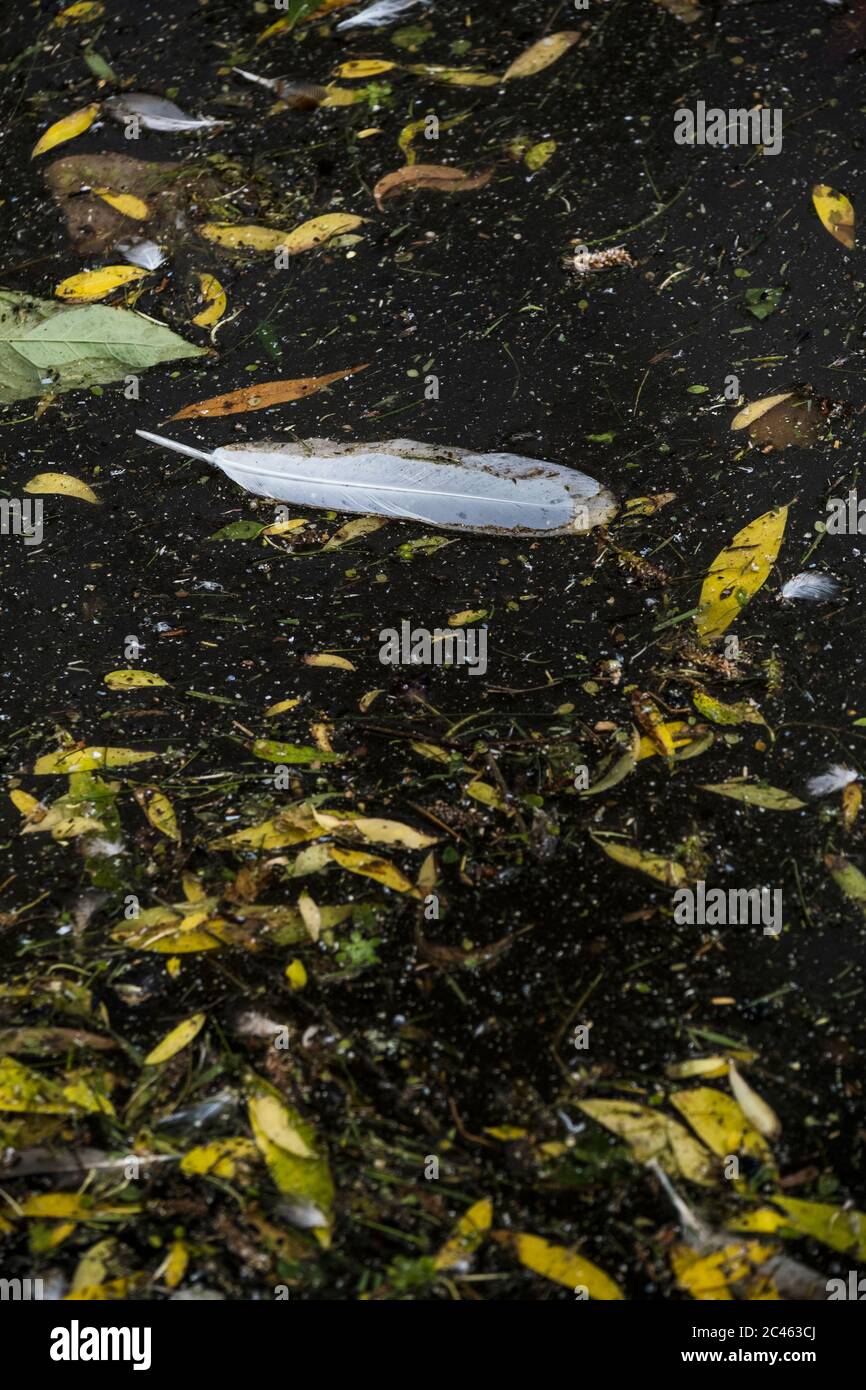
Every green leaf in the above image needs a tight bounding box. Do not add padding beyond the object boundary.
[208,520,265,542]
[0,289,205,403]
[744,286,785,320]
[250,739,342,765]
[699,782,805,811]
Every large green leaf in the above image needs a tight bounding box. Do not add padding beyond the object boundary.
[0,289,205,403]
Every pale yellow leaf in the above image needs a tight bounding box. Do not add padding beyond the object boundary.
[144,1013,206,1066]
[24,473,99,504]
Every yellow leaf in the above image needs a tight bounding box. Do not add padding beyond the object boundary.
[670,1087,773,1163]
[435,1198,493,1270]
[35,746,155,774]
[590,834,687,887]
[328,846,421,896]
[192,273,227,328]
[693,690,765,728]
[525,140,557,171]
[411,742,451,764]
[201,214,364,255]
[407,64,499,87]
[160,1239,189,1289]
[448,608,487,626]
[505,1232,623,1298]
[730,392,795,432]
[285,958,308,990]
[93,188,149,220]
[770,1197,866,1260]
[311,808,437,850]
[0,1057,111,1116]
[502,31,579,80]
[578,1098,717,1186]
[134,787,180,842]
[727,1060,781,1141]
[264,697,302,716]
[55,266,147,302]
[24,472,99,504]
[671,1242,779,1301]
[144,1013,206,1066]
[812,183,855,250]
[54,2,105,23]
[103,669,168,689]
[10,790,41,817]
[31,102,100,158]
[335,60,396,77]
[321,515,387,549]
[249,1089,314,1159]
[695,506,788,640]
[200,223,288,251]
[180,1137,257,1179]
[465,780,507,811]
[209,806,325,852]
[304,653,356,670]
[281,213,366,253]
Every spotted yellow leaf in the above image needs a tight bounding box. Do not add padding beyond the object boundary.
[336,60,396,78]
[24,473,99,504]
[103,669,168,689]
[695,507,788,640]
[34,746,156,774]
[812,183,855,250]
[328,846,421,896]
[134,787,180,843]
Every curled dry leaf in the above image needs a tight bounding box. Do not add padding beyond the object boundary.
[373,164,492,210]
[171,365,368,420]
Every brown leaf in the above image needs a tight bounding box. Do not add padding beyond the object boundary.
[171,365,369,420]
[373,164,492,212]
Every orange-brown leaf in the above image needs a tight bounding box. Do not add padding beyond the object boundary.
[171,365,369,420]
[373,164,492,211]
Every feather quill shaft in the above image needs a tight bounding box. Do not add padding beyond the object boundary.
[135,431,617,536]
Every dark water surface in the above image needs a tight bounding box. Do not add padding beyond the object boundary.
[0,0,864,1300]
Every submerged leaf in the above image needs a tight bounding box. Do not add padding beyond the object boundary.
[699,781,805,811]
[502,32,579,80]
[24,473,99,504]
[812,183,855,249]
[144,1014,206,1066]
[373,164,492,210]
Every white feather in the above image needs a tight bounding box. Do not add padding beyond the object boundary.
[806,764,859,798]
[781,572,842,601]
[135,432,617,536]
[114,238,166,270]
[336,0,431,31]
[104,94,222,133]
